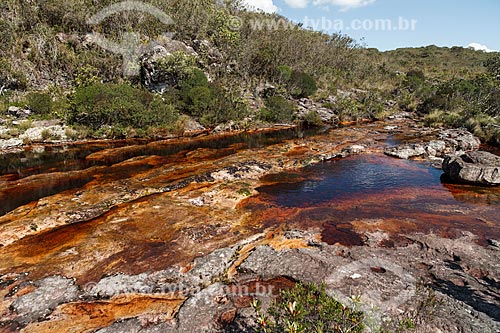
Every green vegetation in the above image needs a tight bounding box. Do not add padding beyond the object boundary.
[419,71,500,144]
[302,110,323,127]
[261,95,296,124]
[0,0,498,142]
[27,92,52,116]
[251,282,364,333]
[69,83,178,136]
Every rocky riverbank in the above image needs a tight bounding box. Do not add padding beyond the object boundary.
[0,115,499,332]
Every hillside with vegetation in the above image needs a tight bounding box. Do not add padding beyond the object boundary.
[0,0,499,143]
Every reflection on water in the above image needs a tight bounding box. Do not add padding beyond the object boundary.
[254,154,500,246]
[0,127,323,216]
[0,127,321,180]
[257,155,444,207]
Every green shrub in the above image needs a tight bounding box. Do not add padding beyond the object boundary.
[183,86,214,117]
[302,110,323,127]
[0,19,13,50]
[154,52,199,87]
[252,282,364,333]
[40,128,53,140]
[70,83,178,130]
[289,71,318,98]
[73,65,100,88]
[28,92,52,116]
[261,95,295,124]
[484,53,500,77]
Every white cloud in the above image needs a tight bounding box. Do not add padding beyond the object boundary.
[245,0,374,12]
[312,0,376,11]
[284,0,309,8]
[467,42,497,53]
[242,0,278,13]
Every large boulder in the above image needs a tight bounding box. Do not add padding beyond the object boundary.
[443,151,500,186]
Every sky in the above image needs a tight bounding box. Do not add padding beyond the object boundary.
[242,0,500,52]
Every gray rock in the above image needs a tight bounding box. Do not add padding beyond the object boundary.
[443,151,500,185]
[7,106,31,119]
[175,283,234,333]
[342,145,366,155]
[384,144,426,159]
[0,138,23,149]
[439,129,481,152]
[11,276,79,324]
[239,246,330,282]
[385,129,480,160]
[88,273,151,298]
[425,140,447,157]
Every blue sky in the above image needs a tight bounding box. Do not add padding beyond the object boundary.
[243,0,500,51]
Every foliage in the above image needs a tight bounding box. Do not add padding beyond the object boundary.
[302,111,323,127]
[27,92,52,116]
[484,53,500,77]
[69,83,178,131]
[261,95,295,124]
[288,71,318,98]
[73,65,100,88]
[154,52,199,87]
[251,282,364,333]
[420,73,500,143]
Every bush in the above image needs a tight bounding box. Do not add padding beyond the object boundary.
[28,92,52,116]
[261,95,295,124]
[302,110,323,127]
[70,83,178,130]
[485,53,500,77]
[289,71,318,98]
[153,52,199,87]
[252,282,364,333]
[419,74,500,143]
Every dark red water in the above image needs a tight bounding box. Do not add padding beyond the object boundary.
[251,154,500,246]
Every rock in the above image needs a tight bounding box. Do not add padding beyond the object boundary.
[174,283,235,332]
[443,151,500,186]
[20,124,67,142]
[0,138,23,149]
[189,197,205,207]
[10,276,79,325]
[385,129,480,160]
[294,97,338,124]
[439,129,481,152]
[7,106,30,119]
[213,121,237,133]
[342,145,366,155]
[425,140,447,157]
[384,144,426,159]
[487,239,500,249]
[87,273,151,298]
[183,117,205,132]
[193,39,223,65]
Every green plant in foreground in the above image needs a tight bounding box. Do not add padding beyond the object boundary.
[252,282,364,333]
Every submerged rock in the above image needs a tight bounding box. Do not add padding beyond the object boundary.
[443,151,500,186]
